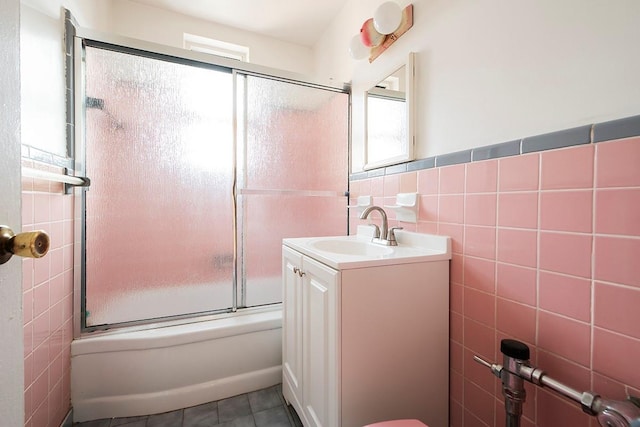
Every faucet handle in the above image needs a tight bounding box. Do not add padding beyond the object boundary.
[368,224,381,238]
[387,227,403,244]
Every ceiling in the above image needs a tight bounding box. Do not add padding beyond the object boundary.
[129,0,347,47]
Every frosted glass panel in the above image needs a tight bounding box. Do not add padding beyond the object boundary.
[241,76,349,307]
[244,77,349,191]
[84,47,234,326]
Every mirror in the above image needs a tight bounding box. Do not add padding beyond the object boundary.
[364,52,415,170]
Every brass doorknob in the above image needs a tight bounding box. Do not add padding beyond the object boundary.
[0,225,50,265]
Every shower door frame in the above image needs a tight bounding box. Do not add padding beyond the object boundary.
[72,27,351,337]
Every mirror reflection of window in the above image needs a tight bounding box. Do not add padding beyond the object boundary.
[366,90,407,164]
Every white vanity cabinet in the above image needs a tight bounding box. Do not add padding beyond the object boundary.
[282,245,340,427]
[282,231,451,427]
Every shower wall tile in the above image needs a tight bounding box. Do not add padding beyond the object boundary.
[464,226,496,260]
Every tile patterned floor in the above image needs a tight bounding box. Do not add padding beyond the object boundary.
[74,384,303,427]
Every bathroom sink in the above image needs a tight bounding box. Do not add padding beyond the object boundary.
[283,226,452,270]
[309,239,394,256]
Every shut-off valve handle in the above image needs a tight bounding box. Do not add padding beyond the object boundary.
[473,339,640,427]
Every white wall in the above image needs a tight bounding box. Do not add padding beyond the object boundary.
[20,0,113,156]
[110,0,315,76]
[314,0,640,171]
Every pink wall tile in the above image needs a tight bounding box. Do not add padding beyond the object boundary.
[540,144,594,190]
[464,287,495,327]
[438,223,463,254]
[594,236,640,288]
[451,283,464,314]
[540,190,593,233]
[464,318,496,360]
[466,160,497,194]
[539,232,592,278]
[399,171,417,193]
[595,189,640,236]
[418,195,438,222]
[417,168,438,195]
[538,311,591,367]
[463,256,496,294]
[496,228,537,268]
[592,372,629,401]
[463,379,496,426]
[451,253,464,284]
[438,194,464,224]
[596,137,640,188]
[499,153,539,192]
[496,263,536,306]
[465,226,496,260]
[465,193,497,226]
[450,365,463,401]
[594,282,640,339]
[536,389,592,427]
[539,271,591,322]
[496,298,536,344]
[370,176,384,196]
[497,192,538,229]
[464,347,496,394]
[383,174,399,197]
[593,327,640,389]
[451,310,463,343]
[537,350,591,393]
[439,164,465,194]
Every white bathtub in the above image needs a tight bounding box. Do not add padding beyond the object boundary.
[71,307,283,422]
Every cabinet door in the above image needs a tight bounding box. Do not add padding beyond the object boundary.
[282,246,303,409]
[302,256,339,427]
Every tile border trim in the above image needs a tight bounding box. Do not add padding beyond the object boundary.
[351,114,640,180]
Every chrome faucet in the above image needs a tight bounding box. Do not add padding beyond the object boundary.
[359,206,401,246]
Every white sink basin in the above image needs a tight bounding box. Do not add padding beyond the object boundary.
[309,239,394,256]
[283,226,452,270]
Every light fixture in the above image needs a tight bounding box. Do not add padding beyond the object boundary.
[349,2,414,63]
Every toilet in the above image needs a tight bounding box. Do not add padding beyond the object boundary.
[364,420,428,427]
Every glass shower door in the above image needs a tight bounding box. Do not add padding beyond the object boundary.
[83,45,235,327]
[237,74,350,307]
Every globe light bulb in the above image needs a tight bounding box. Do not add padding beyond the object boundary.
[373,1,403,35]
[349,34,369,60]
[360,18,385,48]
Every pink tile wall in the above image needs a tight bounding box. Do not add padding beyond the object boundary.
[349,136,640,427]
[22,162,74,427]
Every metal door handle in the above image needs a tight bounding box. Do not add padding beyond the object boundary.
[0,225,50,265]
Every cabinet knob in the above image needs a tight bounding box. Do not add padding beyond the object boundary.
[293,267,305,277]
[0,226,50,265]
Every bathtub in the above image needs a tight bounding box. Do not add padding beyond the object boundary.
[70,307,283,422]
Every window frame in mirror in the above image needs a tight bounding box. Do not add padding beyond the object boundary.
[363,52,415,170]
